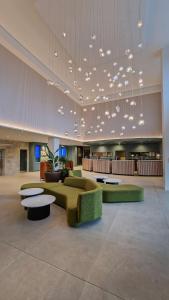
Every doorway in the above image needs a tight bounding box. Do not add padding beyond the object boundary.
[0,150,4,175]
[77,146,83,165]
[20,149,27,172]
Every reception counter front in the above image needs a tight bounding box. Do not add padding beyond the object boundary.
[82,159,163,176]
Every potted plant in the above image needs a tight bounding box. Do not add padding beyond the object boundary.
[45,146,69,182]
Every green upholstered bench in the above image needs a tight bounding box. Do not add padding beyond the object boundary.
[99,183,144,203]
[21,177,102,227]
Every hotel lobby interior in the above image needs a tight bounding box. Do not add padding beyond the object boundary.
[0,0,169,299]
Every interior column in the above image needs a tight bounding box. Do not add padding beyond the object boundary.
[48,137,60,154]
[162,47,169,190]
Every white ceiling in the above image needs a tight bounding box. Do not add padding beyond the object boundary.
[34,0,168,104]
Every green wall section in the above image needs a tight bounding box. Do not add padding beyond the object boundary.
[90,142,162,159]
[29,143,46,172]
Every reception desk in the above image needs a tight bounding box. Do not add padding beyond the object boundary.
[93,159,111,173]
[82,158,93,171]
[112,160,135,175]
[82,159,163,176]
[137,160,163,176]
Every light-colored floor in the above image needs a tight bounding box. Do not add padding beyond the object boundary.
[0,171,169,300]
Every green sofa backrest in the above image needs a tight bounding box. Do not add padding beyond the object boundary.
[64,177,99,191]
[69,170,82,177]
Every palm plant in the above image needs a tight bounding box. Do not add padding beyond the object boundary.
[45,145,59,171]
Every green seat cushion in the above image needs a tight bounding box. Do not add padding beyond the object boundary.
[99,183,144,203]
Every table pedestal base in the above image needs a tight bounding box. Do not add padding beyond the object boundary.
[27,205,50,221]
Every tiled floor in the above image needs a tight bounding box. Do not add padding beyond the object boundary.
[0,171,169,300]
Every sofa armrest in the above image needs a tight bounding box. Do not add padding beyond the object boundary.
[77,189,102,223]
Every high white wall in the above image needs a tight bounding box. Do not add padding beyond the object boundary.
[0,44,81,140]
[0,44,162,142]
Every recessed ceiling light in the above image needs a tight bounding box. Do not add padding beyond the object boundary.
[105,111,110,115]
[129,116,134,121]
[139,78,143,83]
[96,83,100,87]
[103,69,107,73]
[93,67,97,71]
[111,130,115,134]
[109,78,112,82]
[106,49,111,55]
[139,83,144,87]
[69,69,73,73]
[122,74,126,78]
[130,101,136,106]
[70,110,73,113]
[86,96,89,100]
[137,20,143,28]
[85,77,90,81]
[47,80,55,86]
[107,73,111,77]
[109,83,114,88]
[120,132,124,136]
[124,80,129,86]
[96,124,100,128]
[100,52,105,57]
[113,62,118,66]
[99,48,103,52]
[101,121,104,125]
[140,113,144,117]
[64,89,70,94]
[121,126,126,130]
[68,59,72,64]
[83,108,87,112]
[94,130,98,133]
[99,128,103,132]
[118,83,123,88]
[91,34,96,40]
[91,106,95,111]
[81,123,85,127]
[91,89,95,92]
[62,32,67,37]
[74,129,78,133]
[87,130,91,134]
[97,115,101,120]
[132,125,136,129]
[89,44,93,48]
[138,43,143,48]
[118,92,122,97]
[125,99,129,103]
[54,51,58,57]
[83,58,87,62]
[78,67,82,72]
[74,111,76,115]
[139,70,143,75]
[89,71,92,75]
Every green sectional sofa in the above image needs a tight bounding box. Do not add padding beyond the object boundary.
[21,177,102,227]
[99,183,144,203]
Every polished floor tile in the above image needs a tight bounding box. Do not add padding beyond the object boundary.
[0,172,169,300]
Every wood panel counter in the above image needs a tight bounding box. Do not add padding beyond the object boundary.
[82,158,93,171]
[137,160,163,176]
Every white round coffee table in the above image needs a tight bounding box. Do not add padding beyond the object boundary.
[21,194,55,220]
[18,188,44,197]
[103,178,122,185]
